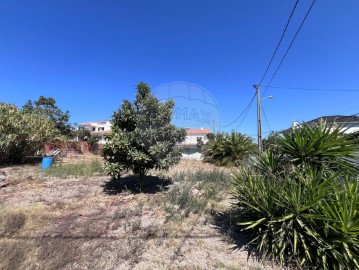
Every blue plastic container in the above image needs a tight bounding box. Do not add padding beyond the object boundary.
[41,157,54,171]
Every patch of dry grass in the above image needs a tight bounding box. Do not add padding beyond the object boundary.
[0,157,281,270]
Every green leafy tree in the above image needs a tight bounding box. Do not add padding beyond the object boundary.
[102,82,186,188]
[76,129,91,142]
[23,96,73,136]
[0,103,58,164]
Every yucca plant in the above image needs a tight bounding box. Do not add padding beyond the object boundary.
[203,131,257,167]
[312,175,359,269]
[277,122,359,171]
[254,151,292,178]
[233,166,359,269]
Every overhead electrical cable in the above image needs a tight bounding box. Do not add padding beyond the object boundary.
[220,92,257,127]
[262,86,359,92]
[262,0,317,98]
[261,107,272,132]
[259,0,299,86]
[236,95,256,129]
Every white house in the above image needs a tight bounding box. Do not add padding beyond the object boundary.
[296,115,359,168]
[178,128,211,160]
[77,120,112,144]
[77,121,212,158]
[303,115,359,134]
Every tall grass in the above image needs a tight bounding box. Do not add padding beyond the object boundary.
[165,169,231,218]
[45,160,105,178]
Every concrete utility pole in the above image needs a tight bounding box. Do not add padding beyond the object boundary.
[254,84,262,151]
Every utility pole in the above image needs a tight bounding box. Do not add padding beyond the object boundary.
[212,120,216,134]
[254,84,262,151]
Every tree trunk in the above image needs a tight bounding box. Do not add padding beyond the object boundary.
[139,173,145,191]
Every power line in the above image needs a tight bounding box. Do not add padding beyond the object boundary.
[261,106,272,132]
[262,86,359,92]
[236,95,256,129]
[262,0,317,98]
[259,0,299,86]
[220,92,257,128]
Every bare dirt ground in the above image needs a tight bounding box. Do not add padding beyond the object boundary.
[0,156,281,270]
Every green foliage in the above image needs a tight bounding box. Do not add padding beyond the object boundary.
[233,121,359,269]
[203,131,257,167]
[45,160,105,178]
[0,103,58,164]
[262,131,281,152]
[76,129,91,142]
[277,122,359,170]
[23,96,73,136]
[165,169,231,218]
[102,82,186,186]
[233,168,359,269]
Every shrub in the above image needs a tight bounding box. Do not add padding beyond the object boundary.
[277,122,359,171]
[233,121,359,269]
[202,131,257,167]
[102,82,186,188]
[0,103,58,164]
[233,167,359,269]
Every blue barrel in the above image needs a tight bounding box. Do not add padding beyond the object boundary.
[41,157,54,171]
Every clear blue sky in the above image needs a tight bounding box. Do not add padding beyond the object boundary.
[1,0,359,137]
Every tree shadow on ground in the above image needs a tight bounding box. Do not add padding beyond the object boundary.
[102,175,172,195]
[211,208,252,252]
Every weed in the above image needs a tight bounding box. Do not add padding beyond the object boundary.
[131,219,141,231]
[165,169,231,219]
[0,240,29,270]
[45,160,105,178]
[0,212,26,236]
[37,239,80,269]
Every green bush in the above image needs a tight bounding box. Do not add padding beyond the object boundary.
[233,168,359,269]
[102,82,186,188]
[0,103,58,164]
[233,122,359,269]
[203,131,257,167]
[277,122,359,171]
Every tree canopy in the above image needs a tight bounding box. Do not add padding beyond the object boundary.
[23,96,73,136]
[102,82,186,187]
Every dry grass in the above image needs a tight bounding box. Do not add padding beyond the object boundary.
[0,156,281,270]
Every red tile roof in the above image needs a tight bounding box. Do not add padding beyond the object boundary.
[186,129,211,135]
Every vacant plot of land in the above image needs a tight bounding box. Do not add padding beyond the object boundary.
[0,157,279,270]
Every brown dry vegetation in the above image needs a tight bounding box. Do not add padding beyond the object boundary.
[0,156,281,270]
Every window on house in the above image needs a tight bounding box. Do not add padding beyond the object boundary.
[78,127,84,130]
[92,127,96,131]
[98,127,105,131]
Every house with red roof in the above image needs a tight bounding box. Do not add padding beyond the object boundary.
[77,121,212,159]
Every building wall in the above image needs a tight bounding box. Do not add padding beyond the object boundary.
[184,134,209,145]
